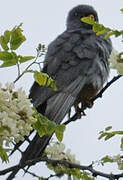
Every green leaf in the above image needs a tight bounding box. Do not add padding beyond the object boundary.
[0,51,18,67]
[33,120,47,137]
[0,51,12,61]
[121,137,123,150]
[0,30,11,51]
[121,8,123,13]
[104,133,115,141]
[47,121,57,134]
[98,132,107,140]
[92,23,102,32]
[105,126,112,131]
[0,36,9,51]
[114,131,123,135]
[96,29,109,36]
[82,17,123,39]
[34,71,58,91]
[18,55,35,63]
[0,25,26,51]
[93,24,110,35]
[55,124,66,142]
[33,112,65,141]
[10,26,26,50]
[33,113,56,136]
[101,156,114,163]
[120,137,123,151]
[0,145,10,162]
[34,71,47,85]
[4,30,11,43]
[105,31,117,38]
[81,17,95,25]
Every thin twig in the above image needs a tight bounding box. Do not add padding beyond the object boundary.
[0,157,123,179]
[64,112,82,125]
[64,75,122,125]
[42,173,63,180]
[8,75,122,179]
[91,75,122,102]
[14,51,42,84]
[23,169,40,178]
[16,61,21,77]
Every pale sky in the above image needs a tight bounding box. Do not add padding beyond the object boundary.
[0,0,123,180]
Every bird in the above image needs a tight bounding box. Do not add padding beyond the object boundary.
[7,4,112,179]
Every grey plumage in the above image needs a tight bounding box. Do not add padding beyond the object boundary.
[8,4,112,179]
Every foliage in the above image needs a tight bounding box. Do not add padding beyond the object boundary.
[33,111,65,142]
[0,24,57,92]
[0,82,36,161]
[46,163,95,180]
[98,125,123,171]
[44,142,94,180]
[82,17,123,39]
[30,70,58,91]
[0,146,10,163]
[98,126,123,141]
[0,25,58,162]
[0,24,35,67]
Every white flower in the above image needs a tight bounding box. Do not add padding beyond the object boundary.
[108,50,118,68]
[113,154,123,170]
[0,83,36,149]
[66,149,80,164]
[108,49,123,75]
[45,143,80,180]
[45,142,80,164]
[45,143,65,160]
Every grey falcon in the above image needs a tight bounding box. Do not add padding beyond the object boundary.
[8,4,112,180]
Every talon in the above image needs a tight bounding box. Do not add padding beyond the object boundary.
[83,100,94,109]
[76,106,86,118]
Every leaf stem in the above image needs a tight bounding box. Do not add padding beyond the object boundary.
[13,51,41,84]
[16,61,21,77]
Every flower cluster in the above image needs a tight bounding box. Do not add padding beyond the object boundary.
[108,49,123,75]
[45,142,80,164]
[103,154,123,170]
[112,154,123,170]
[0,83,36,147]
[45,143,80,179]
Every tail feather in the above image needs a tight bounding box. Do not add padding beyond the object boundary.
[46,75,87,123]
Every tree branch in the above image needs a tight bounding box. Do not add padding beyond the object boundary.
[91,75,122,102]
[6,75,122,179]
[42,173,63,180]
[0,157,123,179]
[64,75,122,125]
[64,111,82,125]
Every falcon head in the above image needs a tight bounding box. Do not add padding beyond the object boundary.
[67,5,98,30]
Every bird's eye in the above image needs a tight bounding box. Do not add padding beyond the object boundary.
[88,14,95,20]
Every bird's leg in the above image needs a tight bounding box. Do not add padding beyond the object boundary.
[74,99,94,118]
[82,100,94,109]
[74,102,86,118]
[68,108,72,118]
